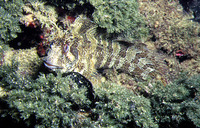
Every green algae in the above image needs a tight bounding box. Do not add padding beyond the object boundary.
[0,64,158,127]
[0,0,23,42]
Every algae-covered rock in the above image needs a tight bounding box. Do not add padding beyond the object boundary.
[139,0,200,53]
[2,48,42,77]
[21,0,58,29]
[139,0,200,77]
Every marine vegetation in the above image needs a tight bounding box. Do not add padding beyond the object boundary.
[1,61,200,128]
[0,0,200,128]
[89,0,148,41]
[149,72,200,128]
[0,0,23,42]
[0,63,158,128]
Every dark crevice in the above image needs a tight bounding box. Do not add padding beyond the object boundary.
[8,24,43,50]
[151,34,157,42]
[179,0,200,22]
[176,55,193,63]
[179,0,192,12]
[0,99,33,128]
[159,47,168,54]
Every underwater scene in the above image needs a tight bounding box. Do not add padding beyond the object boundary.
[0,0,200,127]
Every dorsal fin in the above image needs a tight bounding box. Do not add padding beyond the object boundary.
[70,15,97,35]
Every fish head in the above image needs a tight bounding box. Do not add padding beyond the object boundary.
[43,40,79,72]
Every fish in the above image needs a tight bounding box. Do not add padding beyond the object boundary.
[44,15,178,85]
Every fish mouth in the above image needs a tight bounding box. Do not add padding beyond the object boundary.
[43,61,63,70]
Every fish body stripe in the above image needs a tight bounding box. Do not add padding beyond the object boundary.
[99,40,109,68]
[141,67,155,80]
[137,58,152,69]
[116,57,126,69]
[108,42,121,68]
[129,63,135,72]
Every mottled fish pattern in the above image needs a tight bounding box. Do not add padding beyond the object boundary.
[44,15,176,84]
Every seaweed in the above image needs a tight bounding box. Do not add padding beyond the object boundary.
[0,63,158,127]
[0,0,23,43]
[150,72,200,127]
[89,0,148,41]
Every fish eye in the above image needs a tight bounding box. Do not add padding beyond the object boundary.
[63,44,69,53]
